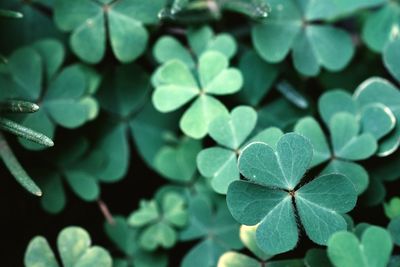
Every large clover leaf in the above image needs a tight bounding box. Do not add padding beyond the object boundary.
[327,226,393,267]
[54,0,165,63]
[197,105,283,194]
[0,39,99,150]
[354,78,400,156]
[384,37,400,83]
[24,226,112,267]
[105,216,168,267]
[128,192,188,251]
[180,195,243,267]
[227,133,357,254]
[362,0,400,52]
[252,0,355,76]
[152,50,243,138]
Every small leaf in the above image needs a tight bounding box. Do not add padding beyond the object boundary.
[128,200,159,227]
[384,38,400,83]
[384,197,400,220]
[318,90,357,126]
[218,251,259,267]
[24,237,59,267]
[240,225,272,261]
[327,226,393,267]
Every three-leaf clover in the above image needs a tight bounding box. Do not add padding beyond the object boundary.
[180,195,243,267]
[105,216,168,267]
[54,0,165,63]
[252,0,355,76]
[197,105,284,194]
[327,226,393,267]
[227,133,358,254]
[24,226,112,267]
[0,39,99,150]
[128,192,188,251]
[152,50,243,138]
[295,113,377,194]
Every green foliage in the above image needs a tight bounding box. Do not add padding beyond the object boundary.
[24,226,112,267]
[226,133,357,254]
[1,0,399,266]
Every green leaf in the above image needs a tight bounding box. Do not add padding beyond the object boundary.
[330,112,377,160]
[238,133,313,190]
[209,106,257,150]
[218,251,260,267]
[304,248,333,267]
[362,3,400,52]
[180,95,229,139]
[388,217,400,246]
[384,38,400,83]
[128,200,159,227]
[64,170,99,201]
[24,237,59,267]
[140,222,177,250]
[155,137,201,182]
[327,226,393,267]
[40,173,66,214]
[360,103,396,140]
[318,90,357,126]
[162,193,188,227]
[153,36,195,67]
[321,160,369,195]
[296,174,357,245]
[240,225,272,261]
[384,197,400,219]
[294,116,331,167]
[237,50,279,106]
[355,78,400,156]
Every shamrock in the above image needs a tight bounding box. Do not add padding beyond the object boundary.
[54,0,165,63]
[226,133,358,254]
[252,0,355,76]
[0,39,99,150]
[362,0,400,52]
[105,216,168,267]
[354,78,400,156]
[218,225,304,267]
[295,112,378,194]
[38,138,108,213]
[197,105,284,194]
[128,192,188,251]
[152,50,243,138]
[327,226,393,267]
[24,226,112,267]
[180,195,243,267]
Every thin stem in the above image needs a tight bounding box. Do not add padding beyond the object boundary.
[98,199,115,224]
[0,132,42,196]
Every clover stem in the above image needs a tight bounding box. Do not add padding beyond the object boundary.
[289,190,296,197]
[98,199,115,225]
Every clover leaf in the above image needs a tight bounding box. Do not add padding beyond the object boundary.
[153,25,237,68]
[155,137,202,183]
[24,226,112,267]
[327,226,393,267]
[128,192,188,251]
[354,78,400,156]
[252,0,355,76]
[384,37,400,83]
[226,133,357,254]
[54,0,165,63]
[294,114,375,194]
[304,248,333,267]
[152,50,243,138]
[0,39,99,150]
[96,63,182,181]
[180,195,243,267]
[218,225,304,267]
[318,89,397,154]
[197,105,284,194]
[385,197,400,220]
[38,138,109,213]
[388,217,400,247]
[105,216,168,267]
[362,1,400,52]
